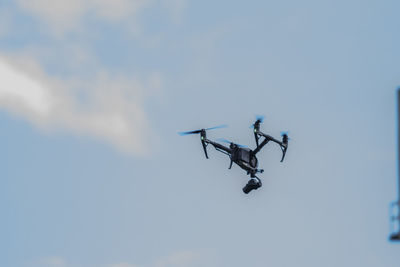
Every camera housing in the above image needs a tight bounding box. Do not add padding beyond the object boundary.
[243,178,262,194]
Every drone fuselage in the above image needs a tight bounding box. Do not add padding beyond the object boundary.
[230,147,258,172]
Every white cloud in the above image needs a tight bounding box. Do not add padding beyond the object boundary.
[0,10,11,37]
[15,0,152,35]
[16,0,86,34]
[0,55,157,154]
[0,0,177,154]
[110,263,142,267]
[37,251,202,267]
[162,0,187,24]
[39,257,68,267]
[0,58,53,116]
[153,251,199,267]
[89,0,150,21]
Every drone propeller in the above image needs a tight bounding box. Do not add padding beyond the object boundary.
[217,138,248,148]
[178,124,228,136]
[280,131,291,140]
[250,115,265,128]
[256,115,265,123]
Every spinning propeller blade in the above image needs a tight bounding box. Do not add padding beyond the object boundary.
[255,115,265,123]
[280,131,290,139]
[178,124,228,136]
[205,124,228,131]
[250,115,265,128]
[178,130,201,136]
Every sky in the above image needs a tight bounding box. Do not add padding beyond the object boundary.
[1,0,399,266]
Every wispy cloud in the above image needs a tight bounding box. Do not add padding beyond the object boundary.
[0,0,183,154]
[110,263,142,267]
[37,251,202,267]
[0,57,53,117]
[0,10,11,37]
[153,251,199,267]
[161,0,187,24]
[39,257,67,267]
[15,0,153,35]
[110,264,141,267]
[15,0,188,34]
[0,55,159,154]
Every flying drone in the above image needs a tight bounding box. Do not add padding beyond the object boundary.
[178,116,289,194]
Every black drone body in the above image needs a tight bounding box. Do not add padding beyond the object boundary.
[179,117,289,194]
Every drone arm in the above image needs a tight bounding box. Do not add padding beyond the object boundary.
[206,139,232,154]
[204,139,233,170]
[264,134,288,162]
[201,139,209,159]
[265,134,288,162]
[252,137,270,155]
[209,141,234,169]
[254,131,260,147]
[253,132,288,162]
[201,139,232,158]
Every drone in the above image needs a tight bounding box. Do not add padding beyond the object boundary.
[179,116,289,194]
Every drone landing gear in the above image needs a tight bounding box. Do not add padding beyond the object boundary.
[243,177,262,194]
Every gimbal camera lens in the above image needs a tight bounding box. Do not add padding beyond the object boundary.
[242,178,262,194]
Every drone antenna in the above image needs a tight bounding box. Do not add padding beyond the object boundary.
[390,88,400,241]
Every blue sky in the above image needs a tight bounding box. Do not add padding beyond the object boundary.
[1,1,399,266]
